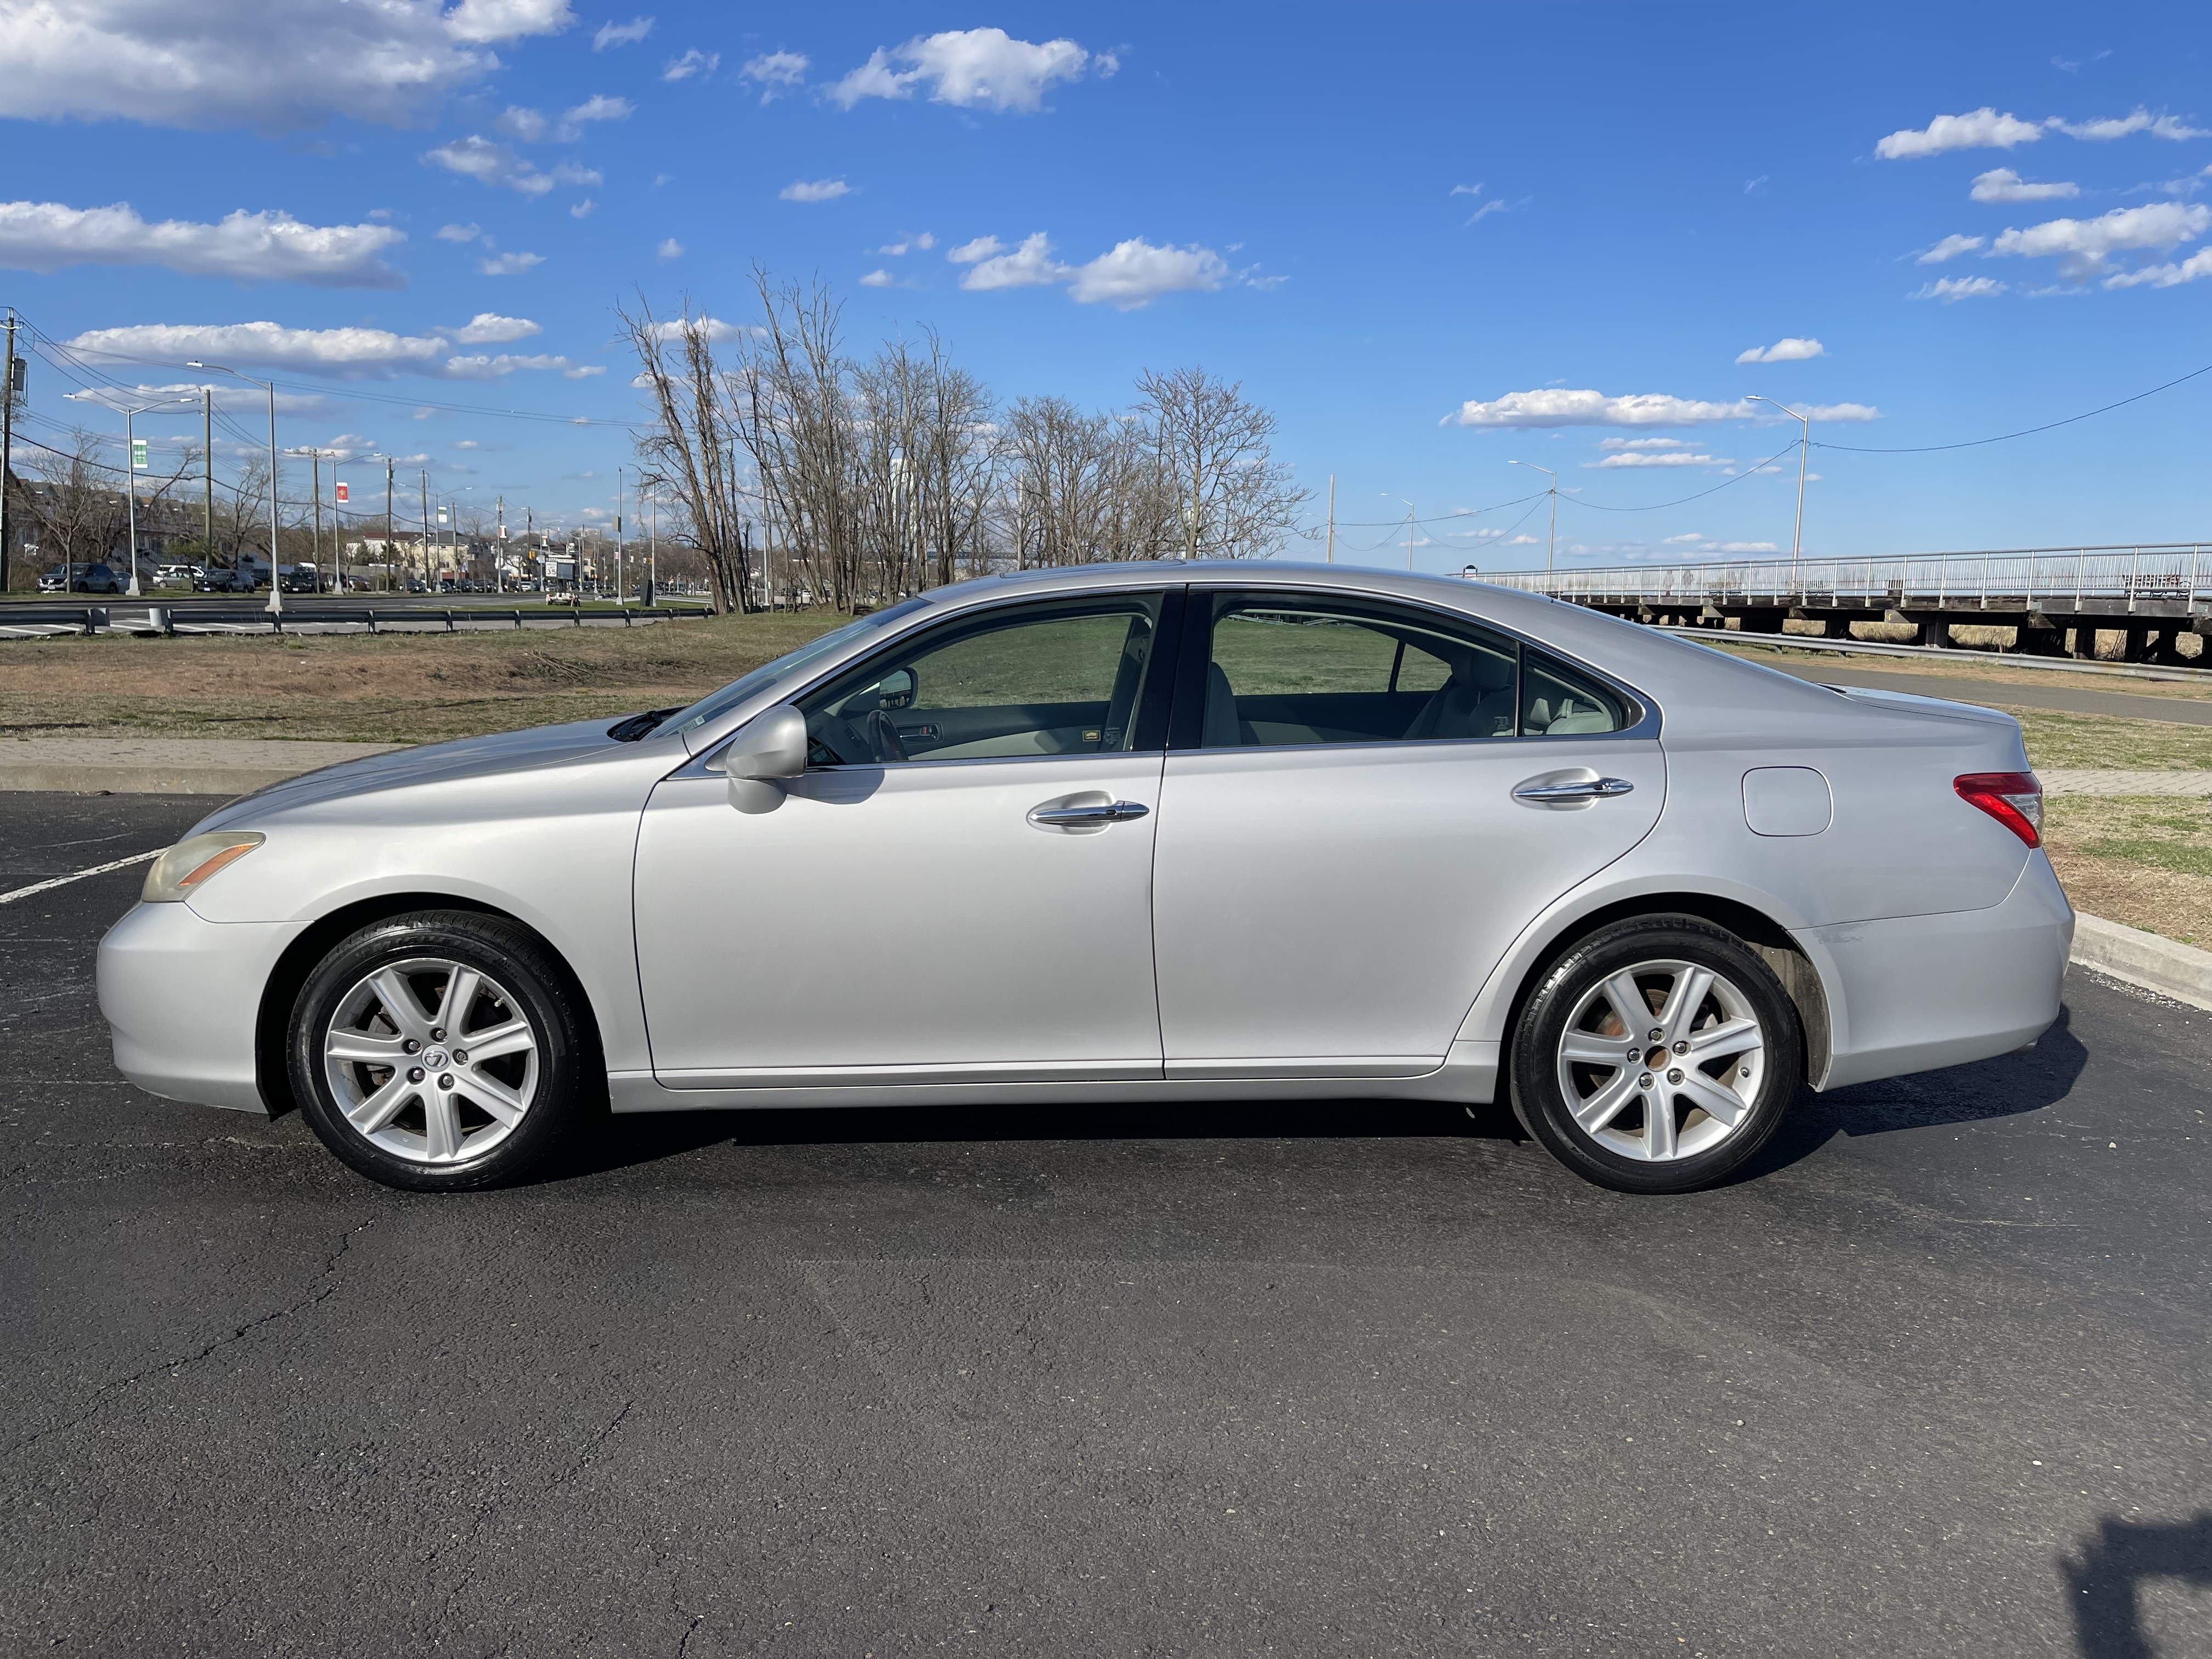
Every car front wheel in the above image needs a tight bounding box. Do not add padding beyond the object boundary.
[288,910,592,1191]
[1509,915,1802,1194]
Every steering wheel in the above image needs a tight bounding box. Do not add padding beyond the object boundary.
[862,708,909,763]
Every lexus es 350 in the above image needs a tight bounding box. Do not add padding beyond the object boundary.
[98,563,2071,1195]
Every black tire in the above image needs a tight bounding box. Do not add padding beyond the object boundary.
[289,910,592,1192]
[1508,915,1803,1195]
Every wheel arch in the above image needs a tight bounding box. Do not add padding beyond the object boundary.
[253,891,607,1117]
[1471,890,1833,1089]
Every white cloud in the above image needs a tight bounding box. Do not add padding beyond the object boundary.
[648,317,752,342]
[2103,247,2212,289]
[1911,275,2006,301]
[477,250,544,275]
[1599,437,1692,451]
[1449,183,1482,197]
[569,198,595,218]
[495,104,550,142]
[1734,336,1826,364]
[859,269,895,287]
[1067,238,1231,308]
[560,93,633,134]
[1444,389,1878,428]
[955,232,1068,291]
[1662,532,1704,543]
[424,136,599,195]
[2051,108,2210,142]
[877,233,936,255]
[657,237,683,259]
[63,320,592,381]
[1970,167,2079,204]
[0,200,405,287]
[1917,233,1986,263]
[780,178,851,203]
[1592,451,1731,468]
[740,50,808,101]
[663,48,717,81]
[1989,201,2210,278]
[828,27,1095,112]
[0,0,574,131]
[448,313,540,344]
[1876,108,2042,159]
[1715,541,1780,554]
[435,222,482,242]
[593,15,653,49]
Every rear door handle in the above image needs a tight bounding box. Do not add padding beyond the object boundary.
[1028,800,1152,827]
[1513,776,1635,805]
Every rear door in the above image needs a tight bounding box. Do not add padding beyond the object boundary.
[1149,590,1664,1076]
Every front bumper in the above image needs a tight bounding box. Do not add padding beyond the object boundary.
[97,902,302,1114]
[1804,851,2074,1091]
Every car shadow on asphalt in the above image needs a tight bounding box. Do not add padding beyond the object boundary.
[1725,1002,2091,1185]
[548,1005,2089,1187]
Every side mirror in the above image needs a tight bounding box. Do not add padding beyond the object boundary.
[714,702,808,814]
[877,667,916,711]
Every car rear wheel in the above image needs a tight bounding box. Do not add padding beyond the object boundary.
[289,910,591,1192]
[1509,916,1802,1194]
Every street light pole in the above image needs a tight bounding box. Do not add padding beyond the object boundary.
[187,362,283,614]
[119,394,192,598]
[1746,393,1812,560]
[1509,461,1559,587]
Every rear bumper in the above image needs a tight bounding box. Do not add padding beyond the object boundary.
[1803,852,2073,1091]
[97,902,301,1114]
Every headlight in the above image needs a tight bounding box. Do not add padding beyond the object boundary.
[142,832,265,903]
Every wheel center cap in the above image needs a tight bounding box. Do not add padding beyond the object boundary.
[422,1048,450,1071]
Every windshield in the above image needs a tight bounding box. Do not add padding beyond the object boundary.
[663,596,937,743]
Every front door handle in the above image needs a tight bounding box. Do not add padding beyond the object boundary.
[1028,799,1152,827]
[1513,776,1635,805]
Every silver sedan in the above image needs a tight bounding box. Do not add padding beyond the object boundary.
[98,563,2071,1194]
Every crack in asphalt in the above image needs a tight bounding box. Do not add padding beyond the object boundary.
[2,1217,375,1460]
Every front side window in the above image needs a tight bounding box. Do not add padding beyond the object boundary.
[799,595,1166,765]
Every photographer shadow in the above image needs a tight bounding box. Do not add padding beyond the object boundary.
[2059,1511,2212,1658]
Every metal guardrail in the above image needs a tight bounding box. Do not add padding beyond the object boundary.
[1486,543,2212,613]
[0,603,714,637]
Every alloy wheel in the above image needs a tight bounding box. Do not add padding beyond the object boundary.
[321,956,540,1165]
[1553,957,1767,1163]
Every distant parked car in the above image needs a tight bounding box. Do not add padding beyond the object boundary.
[43,562,126,594]
[197,565,261,594]
[156,563,206,588]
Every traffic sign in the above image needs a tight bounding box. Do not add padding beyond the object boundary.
[130,438,148,470]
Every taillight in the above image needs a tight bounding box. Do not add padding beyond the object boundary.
[1954,772,2042,848]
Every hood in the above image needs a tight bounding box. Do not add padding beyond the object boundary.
[193,715,650,832]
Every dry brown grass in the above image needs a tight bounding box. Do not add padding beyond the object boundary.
[2045,796,2212,945]
[0,611,846,743]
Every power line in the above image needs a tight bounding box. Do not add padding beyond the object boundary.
[1810,360,2212,455]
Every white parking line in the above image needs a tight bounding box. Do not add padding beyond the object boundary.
[0,849,163,907]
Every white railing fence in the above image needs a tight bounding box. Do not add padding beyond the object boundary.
[1482,543,2210,612]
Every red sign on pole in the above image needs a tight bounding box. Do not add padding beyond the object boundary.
[335,481,351,504]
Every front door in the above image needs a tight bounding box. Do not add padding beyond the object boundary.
[1150,590,1664,1076]
[635,592,1173,1088]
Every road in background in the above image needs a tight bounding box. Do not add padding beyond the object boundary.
[3,793,2207,1658]
[1729,655,2212,724]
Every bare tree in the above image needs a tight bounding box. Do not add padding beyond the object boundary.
[619,292,758,612]
[1135,366,1311,560]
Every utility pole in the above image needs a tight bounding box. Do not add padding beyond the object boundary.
[615,464,624,603]
[420,470,431,592]
[494,493,506,594]
[307,450,324,595]
[1747,394,1812,561]
[200,387,213,563]
[1,309,16,594]
[1325,473,1335,563]
[382,456,394,592]
[1509,461,1559,586]
[647,482,657,605]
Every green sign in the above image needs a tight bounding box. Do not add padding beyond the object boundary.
[131,438,149,470]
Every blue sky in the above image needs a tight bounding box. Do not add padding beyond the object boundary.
[2,1,2208,570]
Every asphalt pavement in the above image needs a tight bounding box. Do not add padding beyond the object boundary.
[3,792,2209,1658]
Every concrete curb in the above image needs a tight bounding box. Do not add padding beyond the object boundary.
[2070,911,2212,1013]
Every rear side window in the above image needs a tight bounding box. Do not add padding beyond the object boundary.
[1521,648,1630,736]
